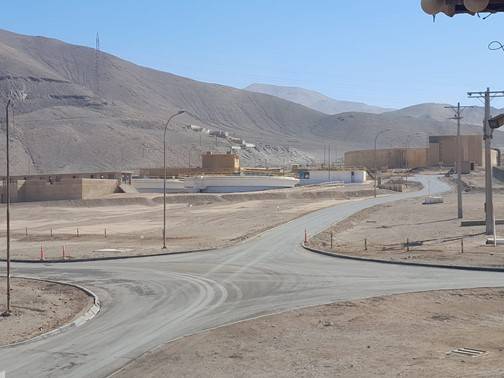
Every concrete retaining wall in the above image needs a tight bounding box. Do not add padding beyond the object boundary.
[82,179,119,199]
[298,170,367,185]
[11,178,119,202]
[344,148,428,170]
[17,179,83,202]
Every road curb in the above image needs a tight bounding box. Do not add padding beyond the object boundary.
[302,243,504,272]
[0,277,101,348]
[0,247,217,264]
[1,191,381,264]
[3,182,410,266]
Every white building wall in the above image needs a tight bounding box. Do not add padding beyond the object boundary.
[299,170,367,185]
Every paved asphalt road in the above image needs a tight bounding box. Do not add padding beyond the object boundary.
[1,175,503,377]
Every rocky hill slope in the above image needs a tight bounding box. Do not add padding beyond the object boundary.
[0,29,501,174]
[245,83,392,115]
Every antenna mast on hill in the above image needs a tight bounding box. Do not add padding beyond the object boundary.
[95,32,100,95]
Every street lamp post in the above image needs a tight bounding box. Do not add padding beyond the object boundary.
[374,129,391,198]
[162,110,185,249]
[2,99,11,317]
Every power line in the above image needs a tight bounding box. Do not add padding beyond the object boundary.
[488,40,504,53]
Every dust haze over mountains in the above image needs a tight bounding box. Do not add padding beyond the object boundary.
[0,28,501,174]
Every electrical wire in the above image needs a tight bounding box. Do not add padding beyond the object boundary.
[488,40,504,53]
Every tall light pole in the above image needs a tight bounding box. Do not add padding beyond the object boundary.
[2,99,11,317]
[163,110,185,249]
[374,129,391,198]
[468,89,504,235]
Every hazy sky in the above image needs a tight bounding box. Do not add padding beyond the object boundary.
[1,0,504,109]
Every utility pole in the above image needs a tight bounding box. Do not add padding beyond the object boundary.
[2,100,11,317]
[468,89,504,235]
[445,102,474,219]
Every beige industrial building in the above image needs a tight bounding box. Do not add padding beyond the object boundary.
[0,172,132,203]
[344,135,486,170]
[201,152,240,173]
[139,152,241,177]
[344,147,428,170]
[427,135,482,166]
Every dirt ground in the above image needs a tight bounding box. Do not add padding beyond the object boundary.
[115,288,504,378]
[309,180,504,268]
[456,168,504,191]
[0,184,380,261]
[0,277,93,346]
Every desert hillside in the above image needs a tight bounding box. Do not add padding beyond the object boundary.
[0,29,500,174]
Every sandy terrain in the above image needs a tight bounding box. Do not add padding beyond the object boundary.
[457,168,504,191]
[115,288,504,378]
[309,184,504,268]
[0,184,379,261]
[0,277,93,346]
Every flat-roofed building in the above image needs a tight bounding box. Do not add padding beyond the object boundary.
[0,171,132,203]
[344,135,490,170]
[201,151,240,173]
[428,135,483,166]
[344,147,428,170]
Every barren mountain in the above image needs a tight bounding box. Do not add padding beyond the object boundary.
[388,103,503,126]
[311,111,504,152]
[0,29,500,174]
[245,83,392,115]
[0,29,328,173]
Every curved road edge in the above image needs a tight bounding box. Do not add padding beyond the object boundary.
[302,243,504,272]
[0,277,101,349]
[0,247,216,264]
[3,189,397,264]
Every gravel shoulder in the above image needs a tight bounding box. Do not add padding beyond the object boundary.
[308,182,504,268]
[114,288,504,378]
[0,184,381,261]
[0,277,94,346]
